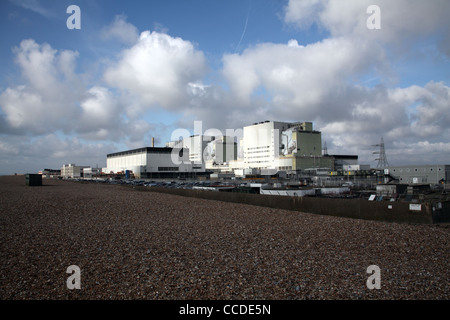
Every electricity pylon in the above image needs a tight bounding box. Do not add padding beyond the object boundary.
[373,137,389,168]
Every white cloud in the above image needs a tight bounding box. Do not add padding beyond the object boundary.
[222,37,386,121]
[0,40,82,134]
[0,39,156,145]
[13,40,60,96]
[0,86,44,129]
[319,81,450,164]
[199,0,450,165]
[283,0,450,54]
[77,86,122,140]
[284,0,325,29]
[101,15,139,45]
[104,31,209,113]
[0,133,113,173]
[218,32,450,164]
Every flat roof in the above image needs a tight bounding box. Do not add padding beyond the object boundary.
[107,147,184,158]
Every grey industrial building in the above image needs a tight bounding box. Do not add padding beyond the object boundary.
[386,165,449,185]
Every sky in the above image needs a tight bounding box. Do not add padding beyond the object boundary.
[0,0,449,174]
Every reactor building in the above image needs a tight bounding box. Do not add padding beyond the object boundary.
[102,120,359,179]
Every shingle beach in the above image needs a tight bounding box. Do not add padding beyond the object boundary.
[1,175,448,300]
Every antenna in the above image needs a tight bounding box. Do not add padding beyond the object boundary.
[373,137,389,168]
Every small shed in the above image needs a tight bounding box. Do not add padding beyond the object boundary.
[25,174,42,186]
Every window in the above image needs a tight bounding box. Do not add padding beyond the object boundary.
[158,167,179,172]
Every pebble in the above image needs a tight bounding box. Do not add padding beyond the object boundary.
[0,175,449,299]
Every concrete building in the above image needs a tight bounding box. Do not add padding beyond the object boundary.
[205,136,238,165]
[241,121,337,173]
[167,135,214,164]
[159,121,360,178]
[386,165,450,185]
[83,167,101,179]
[61,164,89,179]
[333,155,359,171]
[242,121,287,169]
[39,169,61,178]
[168,134,238,169]
[105,147,205,179]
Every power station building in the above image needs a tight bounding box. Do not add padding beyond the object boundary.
[240,120,353,175]
[62,119,449,185]
[105,147,205,179]
[167,135,238,167]
[167,135,214,164]
[385,165,450,185]
[102,120,358,179]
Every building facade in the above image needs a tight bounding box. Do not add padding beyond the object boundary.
[168,135,238,166]
[83,167,101,179]
[39,169,61,178]
[243,121,286,169]
[242,121,338,173]
[205,136,238,165]
[61,164,89,178]
[386,165,449,184]
[105,147,205,179]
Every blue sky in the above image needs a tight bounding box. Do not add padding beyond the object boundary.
[0,0,449,174]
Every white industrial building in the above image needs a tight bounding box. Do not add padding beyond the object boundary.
[241,121,337,174]
[168,135,238,168]
[83,167,101,179]
[206,136,238,164]
[243,121,286,169]
[61,164,90,179]
[167,135,213,164]
[175,120,359,177]
[104,147,205,179]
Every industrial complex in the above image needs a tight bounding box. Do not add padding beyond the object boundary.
[31,119,450,224]
[102,120,361,180]
[47,119,449,186]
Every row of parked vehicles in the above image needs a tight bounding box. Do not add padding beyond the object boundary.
[119,179,216,189]
[70,177,237,190]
